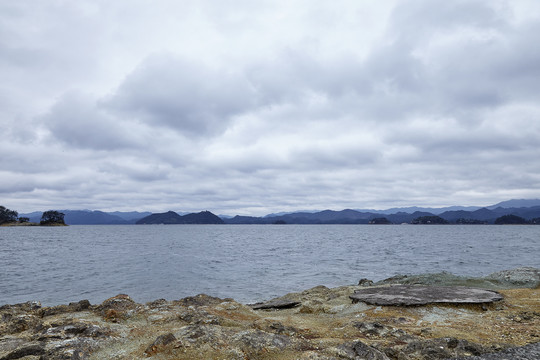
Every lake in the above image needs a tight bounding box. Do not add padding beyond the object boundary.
[1,225,539,306]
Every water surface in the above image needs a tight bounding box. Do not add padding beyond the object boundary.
[1,225,538,305]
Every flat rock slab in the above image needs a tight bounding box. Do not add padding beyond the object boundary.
[250,299,301,310]
[350,285,503,306]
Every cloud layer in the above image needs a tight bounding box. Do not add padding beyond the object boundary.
[2,0,540,215]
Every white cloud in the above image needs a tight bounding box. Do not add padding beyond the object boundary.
[1,0,540,214]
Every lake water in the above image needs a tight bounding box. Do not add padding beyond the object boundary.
[1,225,539,306]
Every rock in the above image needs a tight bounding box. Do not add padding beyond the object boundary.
[327,302,373,315]
[0,343,45,360]
[1,314,42,335]
[352,341,391,360]
[336,341,391,360]
[146,299,168,308]
[353,322,389,337]
[98,294,135,308]
[250,299,301,310]
[375,272,499,289]
[70,299,91,311]
[38,305,71,318]
[253,320,298,336]
[1,268,538,360]
[95,294,138,321]
[36,320,111,340]
[358,278,375,286]
[449,341,540,360]
[0,301,41,312]
[297,352,339,360]
[486,267,540,288]
[0,338,26,354]
[30,320,114,359]
[38,300,91,317]
[403,338,485,359]
[350,285,503,306]
[175,324,224,346]
[232,329,292,351]
[351,321,415,343]
[173,324,295,356]
[375,267,540,290]
[177,307,220,325]
[144,333,177,356]
[174,294,232,307]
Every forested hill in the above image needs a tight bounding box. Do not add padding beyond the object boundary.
[136,211,224,225]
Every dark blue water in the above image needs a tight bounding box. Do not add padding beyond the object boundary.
[1,225,538,306]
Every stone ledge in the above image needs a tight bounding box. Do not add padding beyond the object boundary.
[350,285,504,306]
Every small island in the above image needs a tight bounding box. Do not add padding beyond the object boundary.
[410,215,449,225]
[0,206,66,226]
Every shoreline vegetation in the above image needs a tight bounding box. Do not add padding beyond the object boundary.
[1,267,538,359]
[0,222,67,227]
[0,206,66,227]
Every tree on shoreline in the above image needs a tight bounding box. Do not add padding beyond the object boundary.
[0,206,18,224]
[494,214,528,225]
[40,210,66,225]
[369,217,392,224]
[411,215,449,224]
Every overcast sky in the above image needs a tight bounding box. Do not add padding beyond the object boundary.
[2,0,540,215]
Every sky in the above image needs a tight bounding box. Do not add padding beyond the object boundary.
[1,0,540,216]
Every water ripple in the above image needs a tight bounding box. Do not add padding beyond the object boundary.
[0,224,539,305]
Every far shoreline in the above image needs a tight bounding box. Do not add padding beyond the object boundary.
[0,222,68,227]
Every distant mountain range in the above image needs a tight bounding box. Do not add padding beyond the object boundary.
[20,210,152,225]
[230,205,540,225]
[18,199,540,225]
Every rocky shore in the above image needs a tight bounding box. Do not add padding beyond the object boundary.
[1,267,538,359]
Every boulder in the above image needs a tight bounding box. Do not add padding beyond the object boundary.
[486,267,540,288]
[358,278,375,286]
[95,294,139,322]
[350,285,503,306]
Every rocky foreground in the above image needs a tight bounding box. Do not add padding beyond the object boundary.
[1,268,539,360]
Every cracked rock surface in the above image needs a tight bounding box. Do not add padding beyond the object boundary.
[350,285,503,306]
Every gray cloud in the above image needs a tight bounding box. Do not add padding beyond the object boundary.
[44,92,142,150]
[355,0,540,120]
[106,54,257,137]
[1,0,540,214]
